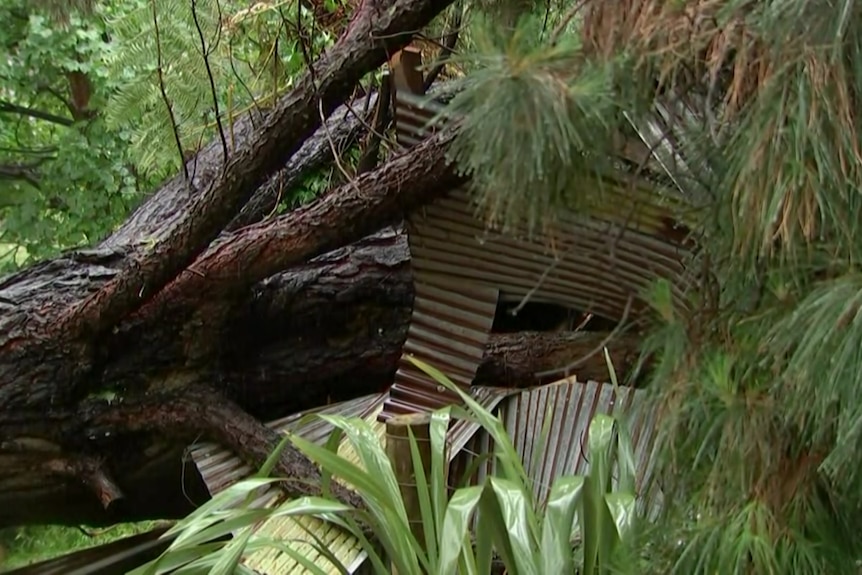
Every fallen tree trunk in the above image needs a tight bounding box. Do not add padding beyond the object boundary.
[0,0,651,532]
[0,226,642,526]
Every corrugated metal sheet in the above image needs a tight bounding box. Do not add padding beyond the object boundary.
[189,392,386,498]
[187,394,385,575]
[407,188,692,322]
[380,48,695,422]
[382,279,499,420]
[453,379,662,518]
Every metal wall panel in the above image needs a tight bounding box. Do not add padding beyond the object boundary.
[382,279,499,420]
[453,379,663,518]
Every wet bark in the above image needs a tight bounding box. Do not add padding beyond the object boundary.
[0,0,648,531]
[0,0,462,529]
[0,226,640,526]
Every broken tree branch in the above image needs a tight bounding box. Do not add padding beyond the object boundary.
[61,0,460,342]
[146,128,462,314]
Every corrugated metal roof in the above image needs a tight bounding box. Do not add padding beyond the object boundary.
[407,187,692,322]
[382,278,499,420]
[454,379,662,519]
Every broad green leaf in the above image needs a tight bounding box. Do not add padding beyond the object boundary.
[488,476,540,575]
[436,485,484,575]
[429,407,452,550]
[582,414,617,575]
[539,476,584,575]
[318,414,421,574]
[604,492,637,542]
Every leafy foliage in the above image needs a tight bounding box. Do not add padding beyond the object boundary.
[0,0,344,270]
[135,358,641,574]
[438,0,862,571]
[0,0,147,266]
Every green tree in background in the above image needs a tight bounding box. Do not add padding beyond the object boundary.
[0,0,143,264]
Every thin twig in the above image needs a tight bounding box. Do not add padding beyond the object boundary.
[423,8,462,90]
[192,0,229,163]
[151,0,189,183]
[509,249,567,316]
[294,2,358,188]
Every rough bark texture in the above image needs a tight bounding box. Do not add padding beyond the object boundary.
[0,226,640,526]
[0,0,463,529]
[0,0,648,532]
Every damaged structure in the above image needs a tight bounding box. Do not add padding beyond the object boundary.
[9,43,697,575]
[184,45,695,574]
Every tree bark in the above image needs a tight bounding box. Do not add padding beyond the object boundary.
[0,0,648,532]
[0,226,641,526]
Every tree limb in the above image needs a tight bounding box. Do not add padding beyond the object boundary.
[1,384,363,509]
[227,92,378,231]
[60,0,460,342]
[0,100,75,126]
[143,129,462,320]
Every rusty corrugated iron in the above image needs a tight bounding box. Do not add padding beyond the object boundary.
[408,188,692,321]
[378,45,695,420]
[384,279,499,421]
[453,378,662,518]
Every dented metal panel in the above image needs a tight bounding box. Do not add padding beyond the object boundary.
[454,379,662,516]
[382,279,499,420]
[408,188,692,322]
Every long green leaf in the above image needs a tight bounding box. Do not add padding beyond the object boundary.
[129,543,226,575]
[207,525,255,575]
[582,414,616,575]
[539,476,584,575]
[164,478,282,541]
[174,508,271,550]
[407,425,436,572]
[429,407,452,553]
[255,432,292,479]
[437,485,484,575]
[477,482,517,572]
[488,476,540,575]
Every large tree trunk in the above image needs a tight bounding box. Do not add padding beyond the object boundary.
[0,0,647,530]
[0,224,641,526]
[0,0,461,528]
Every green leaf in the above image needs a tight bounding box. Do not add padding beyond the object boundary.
[206,525,254,575]
[436,485,484,575]
[539,476,584,575]
[487,476,539,575]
